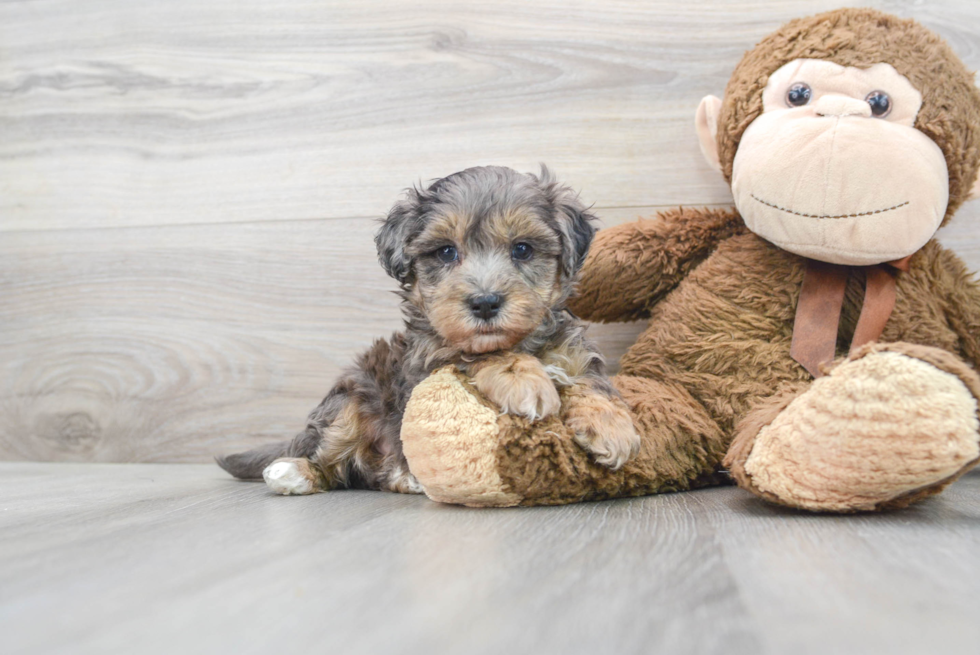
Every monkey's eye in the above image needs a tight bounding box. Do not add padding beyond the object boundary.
[786,83,812,107]
[511,242,533,261]
[865,91,891,118]
[435,245,458,263]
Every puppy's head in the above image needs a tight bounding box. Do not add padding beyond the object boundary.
[375,165,596,354]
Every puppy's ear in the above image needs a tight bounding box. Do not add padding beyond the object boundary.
[375,189,426,284]
[538,165,598,280]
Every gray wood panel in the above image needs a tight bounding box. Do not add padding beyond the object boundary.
[2,462,979,655]
[3,0,980,461]
[3,0,979,232]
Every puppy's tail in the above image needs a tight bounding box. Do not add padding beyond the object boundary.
[215,441,291,480]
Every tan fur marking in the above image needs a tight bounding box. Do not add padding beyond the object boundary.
[486,211,559,248]
[413,210,468,252]
[313,402,365,488]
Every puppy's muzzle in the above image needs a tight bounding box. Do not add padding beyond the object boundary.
[469,293,504,321]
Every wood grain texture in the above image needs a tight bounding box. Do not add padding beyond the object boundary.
[2,462,980,655]
[3,0,980,231]
[2,0,980,461]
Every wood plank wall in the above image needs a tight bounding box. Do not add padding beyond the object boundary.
[3,0,980,462]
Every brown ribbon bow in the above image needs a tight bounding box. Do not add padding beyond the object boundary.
[790,256,911,378]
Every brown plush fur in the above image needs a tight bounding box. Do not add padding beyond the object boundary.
[399,8,980,511]
[488,373,730,506]
[412,205,980,508]
[569,215,980,494]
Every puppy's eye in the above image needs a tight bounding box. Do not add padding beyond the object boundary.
[435,245,458,264]
[865,90,891,118]
[786,82,811,107]
[511,242,533,261]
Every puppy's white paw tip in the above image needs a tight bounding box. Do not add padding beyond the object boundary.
[263,461,313,495]
[574,424,640,471]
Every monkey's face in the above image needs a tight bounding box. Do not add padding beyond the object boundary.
[702,59,949,266]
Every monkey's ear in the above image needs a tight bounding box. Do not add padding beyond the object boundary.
[696,95,723,173]
[968,171,980,202]
[375,190,425,284]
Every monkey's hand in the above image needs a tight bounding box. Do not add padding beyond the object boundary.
[470,353,561,422]
[569,207,744,323]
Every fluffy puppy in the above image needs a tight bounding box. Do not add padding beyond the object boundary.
[217,166,640,495]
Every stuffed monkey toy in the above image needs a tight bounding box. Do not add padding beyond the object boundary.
[399,8,980,511]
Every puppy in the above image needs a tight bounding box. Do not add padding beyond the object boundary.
[217,166,640,494]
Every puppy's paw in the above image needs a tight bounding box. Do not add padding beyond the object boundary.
[472,354,561,421]
[387,465,426,495]
[564,391,640,470]
[263,458,321,495]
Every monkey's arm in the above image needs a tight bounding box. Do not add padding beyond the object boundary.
[937,247,980,369]
[568,206,744,322]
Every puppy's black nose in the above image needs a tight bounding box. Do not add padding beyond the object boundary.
[469,294,503,321]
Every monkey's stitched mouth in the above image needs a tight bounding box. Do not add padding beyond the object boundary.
[750,194,910,220]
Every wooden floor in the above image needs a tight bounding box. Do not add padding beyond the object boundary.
[3,462,980,655]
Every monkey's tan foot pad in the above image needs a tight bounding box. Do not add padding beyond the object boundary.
[401,367,523,508]
[741,349,980,512]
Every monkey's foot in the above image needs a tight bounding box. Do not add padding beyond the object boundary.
[727,343,980,512]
